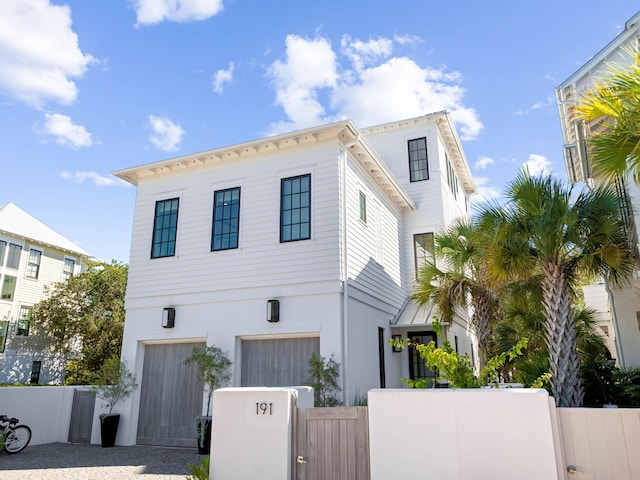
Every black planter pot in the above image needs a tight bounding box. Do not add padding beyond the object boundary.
[195,416,212,454]
[100,414,120,448]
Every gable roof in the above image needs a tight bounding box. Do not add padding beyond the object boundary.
[0,203,91,257]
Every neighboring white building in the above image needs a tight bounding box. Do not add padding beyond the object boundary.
[0,203,92,384]
[114,112,477,447]
[556,10,640,368]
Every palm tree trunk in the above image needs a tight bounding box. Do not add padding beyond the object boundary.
[472,290,492,367]
[541,261,584,407]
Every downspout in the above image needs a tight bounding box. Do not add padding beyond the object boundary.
[341,135,359,406]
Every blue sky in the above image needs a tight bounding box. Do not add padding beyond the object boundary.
[0,1,637,263]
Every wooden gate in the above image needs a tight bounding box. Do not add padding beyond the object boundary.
[295,407,370,480]
[68,388,95,443]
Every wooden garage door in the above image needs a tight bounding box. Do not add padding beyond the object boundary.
[137,342,204,447]
[241,337,320,387]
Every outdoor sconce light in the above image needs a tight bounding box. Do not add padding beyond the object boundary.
[267,299,280,323]
[162,307,175,328]
[391,334,403,353]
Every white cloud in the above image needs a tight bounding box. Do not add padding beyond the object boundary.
[59,171,130,187]
[40,113,92,148]
[469,177,501,205]
[0,0,94,108]
[213,62,234,94]
[131,0,223,26]
[149,115,185,151]
[266,34,482,140]
[514,96,554,116]
[523,153,553,176]
[474,156,495,170]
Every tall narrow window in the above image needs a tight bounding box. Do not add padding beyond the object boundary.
[30,361,41,384]
[281,174,311,242]
[445,153,458,199]
[378,327,386,388]
[26,249,42,279]
[62,258,75,281]
[408,137,429,182]
[414,233,435,277]
[0,321,8,353]
[359,191,367,224]
[151,198,179,259]
[16,306,32,336]
[7,244,21,269]
[1,275,16,300]
[0,240,6,267]
[212,187,241,251]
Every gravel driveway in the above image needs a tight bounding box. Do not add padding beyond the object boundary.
[0,443,204,480]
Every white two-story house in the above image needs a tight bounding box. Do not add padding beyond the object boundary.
[114,112,476,447]
[556,10,640,368]
[0,203,91,384]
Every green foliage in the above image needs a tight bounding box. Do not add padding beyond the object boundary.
[91,357,137,414]
[30,261,128,385]
[186,456,210,480]
[581,355,640,407]
[184,345,232,416]
[306,352,341,406]
[352,391,368,406]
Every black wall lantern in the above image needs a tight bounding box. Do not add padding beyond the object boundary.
[391,334,403,353]
[162,307,175,328]
[267,299,280,323]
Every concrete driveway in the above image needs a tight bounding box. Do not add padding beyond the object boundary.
[0,443,204,480]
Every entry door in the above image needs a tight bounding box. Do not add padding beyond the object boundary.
[241,337,320,387]
[137,342,204,447]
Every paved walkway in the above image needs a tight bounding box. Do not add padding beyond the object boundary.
[0,443,204,480]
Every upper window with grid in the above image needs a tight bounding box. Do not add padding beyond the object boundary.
[62,258,75,281]
[414,232,435,278]
[151,198,179,259]
[212,187,241,251]
[281,174,311,242]
[0,240,6,267]
[408,137,429,182]
[26,249,42,279]
[7,243,21,269]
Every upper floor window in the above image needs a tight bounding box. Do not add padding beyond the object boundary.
[359,191,367,224]
[26,249,42,279]
[0,240,6,267]
[16,306,32,336]
[445,153,459,199]
[151,198,179,259]
[62,258,75,281]
[414,232,435,278]
[408,137,429,182]
[281,174,311,242]
[7,244,21,269]
[1,275,16,301]
[212,187,241,251]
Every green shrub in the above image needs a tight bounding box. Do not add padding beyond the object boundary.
[186,456,210,480]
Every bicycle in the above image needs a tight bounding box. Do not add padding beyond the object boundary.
[0,415,31,454]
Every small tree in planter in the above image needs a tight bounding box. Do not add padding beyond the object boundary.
[91,357,137,447]
[184,345,232,453]
[306,352,341,407]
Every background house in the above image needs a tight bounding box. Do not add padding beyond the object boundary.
[114,112,477,447]
[556,10,640,368]
[0,203,92,384]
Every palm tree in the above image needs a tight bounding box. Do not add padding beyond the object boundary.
[575,50,640,183]
[481,171,633,407]
[412,218,498,365]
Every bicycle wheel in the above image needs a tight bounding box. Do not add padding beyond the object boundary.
[4,425,31,453]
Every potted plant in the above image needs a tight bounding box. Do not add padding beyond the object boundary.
[184,345,231,454]
[91,357,138,448]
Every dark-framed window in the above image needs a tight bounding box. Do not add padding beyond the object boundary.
[26,249,42,279]
[0,321,8,353]
[16,306,32,336]
[359,191,367,224]
[30,360,41,384]
[62,258,75,281]
[212,187,241,251]
[0,240,6,266]
[414,232,435,278]
[408,331,437,384]
[408,137,429,182]
[7,243,21,269]
[378,327,386,388]
[151,198,179,259]
[1,275,16,300]
[281,174,311,242]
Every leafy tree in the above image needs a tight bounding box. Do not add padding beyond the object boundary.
[306,352,341,407]
[480,172,634,407]
[31,261,128,384]
[91,357,138,414]
[184,345,232,416]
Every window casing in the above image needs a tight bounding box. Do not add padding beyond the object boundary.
[408,137,429,182]
[16,306,32,336]
[281,174,311,242]
[1,275,16,300]
[26,249,42,279]
[414,233,435,278]
[62,258,75,281]
[7,244,21,269]
[151,198,179,259]
[0,240,6,266]
[212,187,241,251]
[359,191,367,224]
